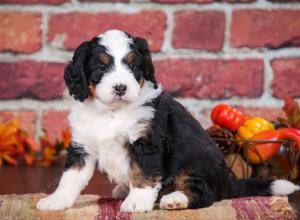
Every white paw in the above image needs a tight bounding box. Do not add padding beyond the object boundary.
[36,193,75,211]
[112,185,128,199]
[120,195,155,212]
[120,184,160,212]
[159,191,188,210]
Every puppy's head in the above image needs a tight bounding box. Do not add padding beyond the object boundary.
[64,29,157,105]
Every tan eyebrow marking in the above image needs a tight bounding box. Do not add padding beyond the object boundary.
[126,52,135,64]
[98,53,110,65]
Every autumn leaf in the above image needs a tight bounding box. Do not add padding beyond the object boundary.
[0,116,72,167]
[62,129,71,149]
[24,136,40,151]
[281,96,300,129]
[24,154,35,166]
[0,120,20,147]
[38,129,71,167]
[2,154,18,166]
[0,120,21,166]
[0,118,43,166]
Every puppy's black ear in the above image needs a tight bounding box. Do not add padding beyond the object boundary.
[64,41,91,102]
[134,37,158,88]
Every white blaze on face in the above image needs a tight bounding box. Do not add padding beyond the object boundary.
[95,30,141,104]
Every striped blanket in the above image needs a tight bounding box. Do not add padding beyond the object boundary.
[0,194,296,220]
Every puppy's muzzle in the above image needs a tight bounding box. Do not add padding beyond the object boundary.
[114,84,127,96]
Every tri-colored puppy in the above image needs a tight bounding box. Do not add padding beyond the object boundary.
[37,29,300,212]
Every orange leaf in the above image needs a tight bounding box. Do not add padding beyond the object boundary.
[0,131,19,147]
[0,120,19,140]
[62,129,71,148]
[44,146,56,160]
[2,154,18,166]
[24,136,40,151]
[24,154,35,166]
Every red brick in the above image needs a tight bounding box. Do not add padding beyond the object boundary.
[267,0,300,2]
[151,0,212,3]
[0,11,41,53]
[0,110,36,136]
[152,0,253,2]
[271,58,300,98]
[0,0,68,4]
[173,11,225,51]
[0,61,66,100]
[222,0,255,2]
[79,0,128,2]
[154,59,263,99]
[231,10,300,48]
[42,110,69,144]
[48,11,166,52]
[236,107,285,121]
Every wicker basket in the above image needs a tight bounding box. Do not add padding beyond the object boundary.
[212,137,300,180]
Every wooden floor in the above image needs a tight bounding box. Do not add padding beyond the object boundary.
[0,166,114,196]
[0,166,299,218]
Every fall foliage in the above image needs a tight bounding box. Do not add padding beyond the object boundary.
[0,118,70,167]
[278,96,300,130]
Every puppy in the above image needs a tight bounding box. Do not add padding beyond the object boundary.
[37,29,300,212]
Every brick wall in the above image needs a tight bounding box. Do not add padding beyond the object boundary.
[0,0,299,142]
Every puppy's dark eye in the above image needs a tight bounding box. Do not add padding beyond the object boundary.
[129,63,136,70]
[99,64,107,71]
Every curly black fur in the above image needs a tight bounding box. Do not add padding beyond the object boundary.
[131,37,157,89]
[129,92,273,208]
[64,41,91,102]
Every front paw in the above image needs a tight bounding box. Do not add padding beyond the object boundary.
[120,196,155,212]
[36,193,75,211]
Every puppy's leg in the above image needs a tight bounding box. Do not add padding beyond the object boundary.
[160,174,215,210]
[120,163,161,212]
[121,183,161,212]
[36,143,96,211]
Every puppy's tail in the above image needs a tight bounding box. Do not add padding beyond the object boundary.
[232,178,300,197]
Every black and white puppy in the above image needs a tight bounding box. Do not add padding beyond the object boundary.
[36,29,299,212]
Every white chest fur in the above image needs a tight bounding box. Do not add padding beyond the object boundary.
[68,83,161,185]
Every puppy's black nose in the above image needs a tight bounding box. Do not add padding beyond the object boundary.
[114,84,127,96]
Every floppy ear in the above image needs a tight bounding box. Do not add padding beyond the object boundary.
[133,37,158,89]
[64,41,91,102]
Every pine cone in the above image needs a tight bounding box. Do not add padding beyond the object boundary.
[206,126,237,155]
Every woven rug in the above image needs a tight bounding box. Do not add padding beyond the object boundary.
[0,194,296,220]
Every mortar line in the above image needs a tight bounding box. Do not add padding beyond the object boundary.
[35,108,43,140]
[1,2,300,13]
[222,3,232,52]
[161,8,175,53]
[1,47,300,62]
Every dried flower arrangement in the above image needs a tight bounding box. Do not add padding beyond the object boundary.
[0,119,70,167]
